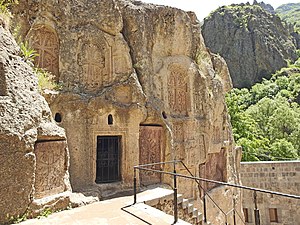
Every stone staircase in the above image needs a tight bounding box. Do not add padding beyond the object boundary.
[140,187,212,225]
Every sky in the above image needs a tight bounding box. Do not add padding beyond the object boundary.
[141,0,300,21]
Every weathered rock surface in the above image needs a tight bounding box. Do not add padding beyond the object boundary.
[0,19,71,224]
[253,0,275,14]
[12,0,242,224]
[202,3,297,88]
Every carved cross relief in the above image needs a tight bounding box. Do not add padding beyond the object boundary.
[168,65,189,116]
[34,141,66,198]
[81,41,113,90]
[30,27,59,80]
[139,126,162,185]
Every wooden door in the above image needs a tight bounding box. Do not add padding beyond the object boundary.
[139,126,162,185]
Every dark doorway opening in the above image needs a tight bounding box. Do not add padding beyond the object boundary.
[96,136,121,183]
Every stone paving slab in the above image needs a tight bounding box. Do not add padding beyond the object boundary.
[19,187,190,225]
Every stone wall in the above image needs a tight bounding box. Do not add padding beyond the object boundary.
[241,161,300,225]
[0,20,71,224]
[12,2,242,221]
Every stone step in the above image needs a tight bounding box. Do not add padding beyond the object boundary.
[181,198,189,209]
[192,207,198,217]
[201,220,212,225]
[187,203,194,214]
[141,187,174,206]
[177,194,183,203]
[129,203,191,225]
[137,188,210,225]
[195,212,203,223]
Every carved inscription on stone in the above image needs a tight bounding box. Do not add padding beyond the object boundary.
[0,62,7,96]
[139,126,162,185]
[29,27,59,80]
[34,141,66,198]
[80,40,113,90]
[200,148,227,191]
[168,64,189,116]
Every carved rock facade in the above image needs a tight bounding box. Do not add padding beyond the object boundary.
[13,0,242,223]
[0,22,71,223]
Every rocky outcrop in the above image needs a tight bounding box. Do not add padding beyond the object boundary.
[0,18,71,224]
[276,3,300,30]
[202,3,297,88]
[276,3,300,49]
[253,0,275,14]
[12,0,242,224]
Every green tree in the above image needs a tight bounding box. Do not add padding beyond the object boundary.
[269,139,298,160]
[226,59,300,161]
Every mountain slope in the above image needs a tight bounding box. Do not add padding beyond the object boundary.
[202,3,297,88]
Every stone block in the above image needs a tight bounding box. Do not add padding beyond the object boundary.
[34,141,68,199]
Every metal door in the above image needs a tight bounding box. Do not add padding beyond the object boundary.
[96,136,121,183]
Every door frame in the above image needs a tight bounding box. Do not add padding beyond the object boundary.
[92,131,126,185]
[95,135,122,183]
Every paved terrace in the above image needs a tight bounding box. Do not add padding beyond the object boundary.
[20,188,190,225]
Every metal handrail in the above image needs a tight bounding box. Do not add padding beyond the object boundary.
[179,161,228,223]
[134,160,229,223]
[133,160,300,225]
[134,166,300,199]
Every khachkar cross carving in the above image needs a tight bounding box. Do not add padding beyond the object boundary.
[139,126,162,185]
[30,27,59,81]
[81,42,112,90]
[34,141,66,198]
[168,65,189,115]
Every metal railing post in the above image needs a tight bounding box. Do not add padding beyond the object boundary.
[233,198,237,225]
[233,209,236,225]
[134,167,137,204]
[203,192,207,223]
[134,161,300,225]
[173,161,178,224]
[254,191,260,225]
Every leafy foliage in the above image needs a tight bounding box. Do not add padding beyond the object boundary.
[20,41,39,63]
[226,61,300,161]
[0,0,18,14]
[35,68,62,92]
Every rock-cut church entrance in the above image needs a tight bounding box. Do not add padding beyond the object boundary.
[96,136,121,183]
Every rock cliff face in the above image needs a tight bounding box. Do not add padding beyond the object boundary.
[253,0,275,14]
[12,0,242,224]
[276,3,300,49]
[0,19,71,223]
[276,3,300,30]
[202,3,297,88]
